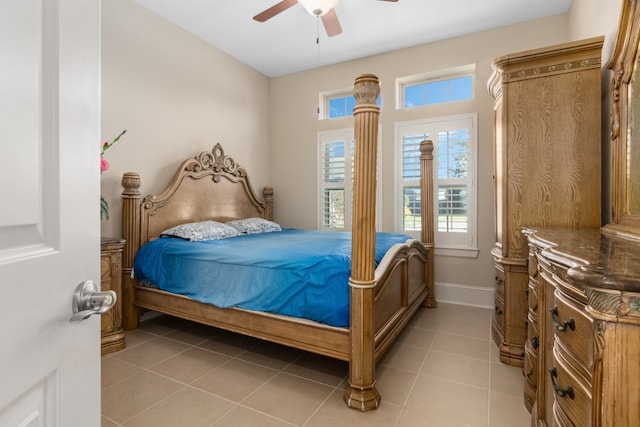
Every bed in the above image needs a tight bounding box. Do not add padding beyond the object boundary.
[120,73,436,411]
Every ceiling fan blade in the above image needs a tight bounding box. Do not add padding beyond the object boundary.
[321,9,342,37]
[253,0,298,22]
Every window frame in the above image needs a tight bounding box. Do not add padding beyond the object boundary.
[394,114,478,257]
[396,64,476,110]
[320,88,382,120]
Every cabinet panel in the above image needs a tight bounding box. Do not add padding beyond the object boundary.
[492,254,527,366]
[101,237,126,355]
[495,266,505,299]
[494,293,505,333]
[100,255,115,336]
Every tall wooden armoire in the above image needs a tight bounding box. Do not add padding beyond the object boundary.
[487,36,604,368]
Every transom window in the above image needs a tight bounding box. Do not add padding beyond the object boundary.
[404,76,473,108]
[321,91,382,120]
[396,64,475,110]
[328,96,357,119]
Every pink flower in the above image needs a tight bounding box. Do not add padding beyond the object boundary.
[100,129,126,221]
[101,157,109,173]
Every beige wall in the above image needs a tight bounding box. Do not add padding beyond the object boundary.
[100,0,271,238]
[101,0,624,297]
[569,0,622,59]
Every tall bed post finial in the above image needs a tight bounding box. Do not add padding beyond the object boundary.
[420,140,437,307]
[344,73,382,411]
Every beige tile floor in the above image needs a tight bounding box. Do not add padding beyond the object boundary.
[102,303,530,426]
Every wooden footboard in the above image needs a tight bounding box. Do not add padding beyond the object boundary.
[373,239,430,360]
[120,73,436,412]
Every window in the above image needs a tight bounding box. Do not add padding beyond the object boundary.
[396,64,475,110]
[396,115,477,256]
[318,129,381,230]
[404,76,473,108]
[328,96,357,119]
[319,131,352,230]
[321,90,382,120]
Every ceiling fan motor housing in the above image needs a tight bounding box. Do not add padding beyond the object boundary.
[298,0,340,16]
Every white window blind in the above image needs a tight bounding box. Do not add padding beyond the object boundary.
[318,128,381,230]
[320,137,351,229]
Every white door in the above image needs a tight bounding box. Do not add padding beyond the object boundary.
[0,0,101,426]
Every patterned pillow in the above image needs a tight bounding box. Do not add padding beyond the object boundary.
[160,220,241,241]
[226,218,282,234]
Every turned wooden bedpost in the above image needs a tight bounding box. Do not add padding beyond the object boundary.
[262,186,274,221]
[344,73,381,411]
[420,140,437,308]
[121,172,142,329]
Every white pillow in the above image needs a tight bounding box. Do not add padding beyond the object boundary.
[226,218,282,234]
[160,220,241,241]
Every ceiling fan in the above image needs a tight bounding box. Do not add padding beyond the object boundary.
[253,0,399,37]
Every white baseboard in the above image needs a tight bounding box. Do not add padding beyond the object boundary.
[434,282,494,309]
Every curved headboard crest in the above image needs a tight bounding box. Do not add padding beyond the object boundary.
[185,143,244,179]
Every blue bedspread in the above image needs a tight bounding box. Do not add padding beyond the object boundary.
[133,228,412,327]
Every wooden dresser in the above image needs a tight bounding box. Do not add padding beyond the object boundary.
[487,37,604,367]
[101,237,126,355]
[524,228,640,426]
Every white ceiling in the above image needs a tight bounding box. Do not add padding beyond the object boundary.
[134,0,573,78]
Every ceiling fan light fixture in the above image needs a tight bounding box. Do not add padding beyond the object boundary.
[298,0,339,16]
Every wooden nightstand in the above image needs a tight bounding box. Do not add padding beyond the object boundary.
[100,237,126,355]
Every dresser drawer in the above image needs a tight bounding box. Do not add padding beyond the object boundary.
[494,266,505,299]
[551,290,593,374]
[551,346,592,427]
[546,255,586,304]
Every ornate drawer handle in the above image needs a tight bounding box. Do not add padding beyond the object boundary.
[531,336,539,350]
[495,306,503,316]
[495,276,503,285]
[549,367,575,399]
[550,306,575,331]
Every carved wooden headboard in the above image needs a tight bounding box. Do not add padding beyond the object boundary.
[121,143,274,266]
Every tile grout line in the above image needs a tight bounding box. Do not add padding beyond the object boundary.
[103,306,528,427]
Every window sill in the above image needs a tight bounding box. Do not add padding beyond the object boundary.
[434,246,479,258]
